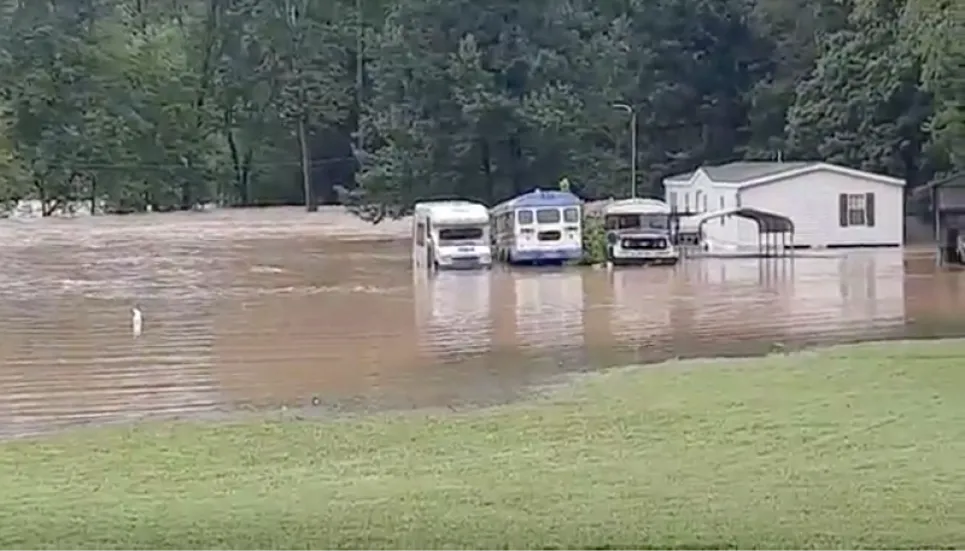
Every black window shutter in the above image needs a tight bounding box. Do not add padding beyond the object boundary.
[865,192,875,226]
[839,194,848,227]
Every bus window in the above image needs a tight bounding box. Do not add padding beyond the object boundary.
[536,208,561,224]
[563,207,579,223]
[416,222,425,245]
[518,210,534,225]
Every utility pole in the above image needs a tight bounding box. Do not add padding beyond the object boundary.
[612,103,637,198]
[356,0,364,149]
[286,0,315,211]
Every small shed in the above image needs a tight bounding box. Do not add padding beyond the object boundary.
[913,172,965,265]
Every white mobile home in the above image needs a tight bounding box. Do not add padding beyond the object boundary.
[663,162,905,250]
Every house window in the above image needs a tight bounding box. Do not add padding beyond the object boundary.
[839,193,876,227]
[702,194,708,213]
[684,193,690,212]
[720,196,725,226]
[669,192,678,211]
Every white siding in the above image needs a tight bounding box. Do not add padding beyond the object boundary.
[738,169,903,248]
[700,188,745,250]
[665,170,713,214]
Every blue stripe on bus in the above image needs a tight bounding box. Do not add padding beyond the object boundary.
[509,247,583,262]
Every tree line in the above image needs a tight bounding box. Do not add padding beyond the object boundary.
[0,0,961,220]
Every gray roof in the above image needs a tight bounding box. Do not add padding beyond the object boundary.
[665,171,694,182]
[666,162,816,183]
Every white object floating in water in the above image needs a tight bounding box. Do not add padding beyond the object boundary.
[132,306,143,338]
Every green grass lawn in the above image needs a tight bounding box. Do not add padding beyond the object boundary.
[3,340,965,549]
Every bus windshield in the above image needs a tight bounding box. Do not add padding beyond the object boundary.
[605,213,669,231]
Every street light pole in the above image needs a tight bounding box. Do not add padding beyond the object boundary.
[612,103,637,198]
[356,0,364,149]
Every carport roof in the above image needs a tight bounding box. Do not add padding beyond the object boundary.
[680,207,794,233]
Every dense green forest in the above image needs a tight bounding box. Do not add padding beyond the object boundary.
[0,0,962,219]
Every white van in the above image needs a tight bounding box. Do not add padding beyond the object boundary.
[412,201,492,270]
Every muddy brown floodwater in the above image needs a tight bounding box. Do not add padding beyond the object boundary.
[1,207,964,437]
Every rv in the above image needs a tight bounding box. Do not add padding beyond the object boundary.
[602,198,678,266]
[412,201,492,270]
[490,189,583,265]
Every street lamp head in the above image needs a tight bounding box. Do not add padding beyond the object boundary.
[612,102,632,113]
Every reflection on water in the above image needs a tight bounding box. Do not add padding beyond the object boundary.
[1,209,964,436]
[415,271,492,357]
[514,270,585,352]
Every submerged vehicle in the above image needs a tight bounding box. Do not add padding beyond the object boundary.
[602,198,679,266]
[490,189,583,265]
[412,201,492,270]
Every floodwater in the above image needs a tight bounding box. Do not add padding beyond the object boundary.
[1,207,964,437]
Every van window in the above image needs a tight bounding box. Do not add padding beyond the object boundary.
[416,222,425,245]
[517,210,534,224]
[563,207,579,223]
[536,208,561,224]
[439,227,483,242]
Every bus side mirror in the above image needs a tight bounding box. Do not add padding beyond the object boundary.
[606,232,619,244]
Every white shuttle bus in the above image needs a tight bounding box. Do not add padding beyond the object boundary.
[490,189,584,265]
[602,198,679,266]
[412,201,492,270]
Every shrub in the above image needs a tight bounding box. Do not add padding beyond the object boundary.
[581,214,607,265]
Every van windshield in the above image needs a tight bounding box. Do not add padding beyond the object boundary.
[438,226,485,243]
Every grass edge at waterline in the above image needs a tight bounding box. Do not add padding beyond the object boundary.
[3,339,965,549]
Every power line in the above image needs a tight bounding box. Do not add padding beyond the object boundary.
[14,155,362,171]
